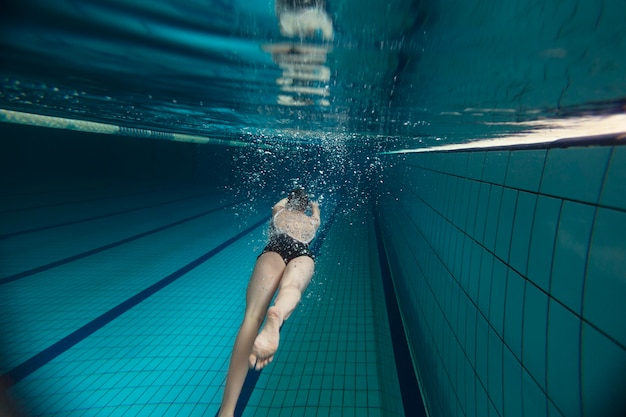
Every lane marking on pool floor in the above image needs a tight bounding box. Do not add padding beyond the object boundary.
[0,199,247,285]
[0,189,224,239]
[2,216,268,386]
[374,213,427,417]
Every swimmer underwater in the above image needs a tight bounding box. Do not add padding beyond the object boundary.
[218,187,321,417]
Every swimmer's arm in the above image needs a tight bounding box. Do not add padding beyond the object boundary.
[272,198,288,215]
[310,202,321,226]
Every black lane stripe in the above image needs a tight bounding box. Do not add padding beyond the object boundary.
[0,190,219,240]
[0,199,246,286]
[374,212,427,417]
[2,216,268,387]
[224,200,342,417]
[0,184,173,214]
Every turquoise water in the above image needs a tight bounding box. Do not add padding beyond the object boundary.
[1,1,626,416]
[3,0,624,149]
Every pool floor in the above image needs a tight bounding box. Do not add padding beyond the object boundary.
[0,180,404,416]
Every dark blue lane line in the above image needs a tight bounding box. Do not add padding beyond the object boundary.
[373,212,427,417]
[0,190,221,240]
[224,200,342,417]
[0,184,174,214]
[2,217,269,387]
[0,199,246,286]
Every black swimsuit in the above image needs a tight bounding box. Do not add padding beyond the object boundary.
[260,224,314,264]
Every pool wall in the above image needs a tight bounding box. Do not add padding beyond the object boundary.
[377,145,626,417]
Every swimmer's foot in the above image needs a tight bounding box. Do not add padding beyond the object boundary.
[249,307,283,371]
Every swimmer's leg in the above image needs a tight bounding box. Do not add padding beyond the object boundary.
[249,255,315,370]
[218,252,285,417]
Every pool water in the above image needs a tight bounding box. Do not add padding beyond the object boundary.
[1,1,626,416]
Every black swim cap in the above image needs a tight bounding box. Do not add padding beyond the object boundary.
[287,187,309,211]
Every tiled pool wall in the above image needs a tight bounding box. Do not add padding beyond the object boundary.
[376,145,626,417]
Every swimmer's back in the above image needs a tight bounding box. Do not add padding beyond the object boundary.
[273,208,318,244]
